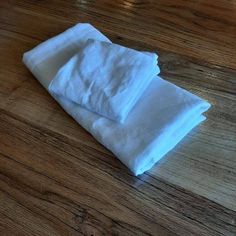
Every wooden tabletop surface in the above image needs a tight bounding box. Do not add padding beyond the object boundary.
[0,1,236,235]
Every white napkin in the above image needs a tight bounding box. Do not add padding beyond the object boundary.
[23,23,211,175]
[49,39,159,123]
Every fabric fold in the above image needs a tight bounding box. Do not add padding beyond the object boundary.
[23,23,211,175]
[49,39,159,122]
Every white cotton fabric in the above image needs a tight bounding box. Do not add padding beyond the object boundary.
[49,39,159,122]
[23,23,211,175]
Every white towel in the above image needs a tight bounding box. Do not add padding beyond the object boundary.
[49,39,159,123]
[23,23,211,175]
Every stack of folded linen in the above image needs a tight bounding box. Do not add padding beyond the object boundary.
[23,23,211,176]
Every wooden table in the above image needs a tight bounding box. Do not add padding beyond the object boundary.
[0,1,236,235]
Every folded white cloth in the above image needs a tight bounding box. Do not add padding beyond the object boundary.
[23,23,211,175]
[49,39,159,122]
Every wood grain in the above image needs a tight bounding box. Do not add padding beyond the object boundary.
[0,0,236,235]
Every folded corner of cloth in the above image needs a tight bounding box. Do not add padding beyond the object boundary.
[23,23,211,176]
[48,38,160,123]
[22,23,111,89]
